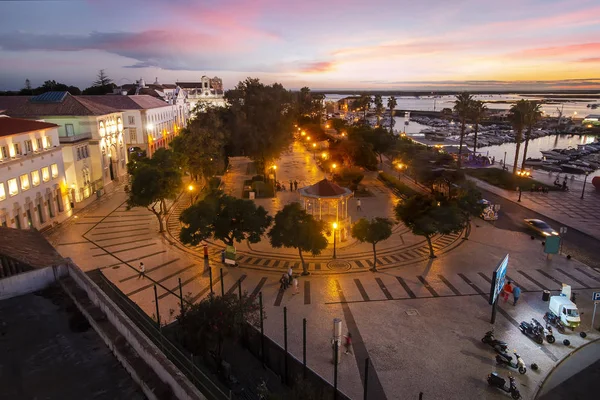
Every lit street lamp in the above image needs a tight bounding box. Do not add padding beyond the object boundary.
[312,142,317,159]
[271,165,277,187]
[516,186,522,202]
[581,172,590,200]
[332,222,338,259]
[396,162,405,179]
[188,184,194,205]
[331,163,337,178]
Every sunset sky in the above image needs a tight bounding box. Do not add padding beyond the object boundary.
[1,0,599,91]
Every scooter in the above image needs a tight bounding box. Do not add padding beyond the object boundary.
[481,330,508,353]
[532,318,556,343]
[487,372,521,399]
[518,319,544,344]
[544,311,566,334]
[495,351,527,374]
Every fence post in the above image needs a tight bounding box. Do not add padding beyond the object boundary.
[259,292,265,367]
[364,358,369,400]
[178,277,184,316]
[334,341,339,400]
[303,318,307,379]
[153,285,161,328]
[238,279,242,299]
[284,306,288,385]
[220,268,224,296]
[419,392,423,400]
[209,267,213,295]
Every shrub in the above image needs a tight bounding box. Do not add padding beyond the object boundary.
[334,167,364,190]
[378,172,418,198]
[465,168,556,191]
[208,176,221,190]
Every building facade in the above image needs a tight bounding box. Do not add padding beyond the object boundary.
[176,76,226,110]
[0,116,71,230]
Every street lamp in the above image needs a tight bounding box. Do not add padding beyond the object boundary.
[301,130,306,136]
[306,136,311,141]
[331,163,337,178]
[581,172,590,200]
[396,163,405,179]
[312,142,317,159]
[517,186,522,202]
[332,222,338,259]
[188,184,194,205]
[503,151,507,171]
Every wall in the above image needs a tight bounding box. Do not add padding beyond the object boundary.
[0,264,67,301]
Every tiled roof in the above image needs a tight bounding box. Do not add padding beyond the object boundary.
[0,227,65,269]
[0,92,117,117]
[301,179,351,197]
[0,117,58,138]
[78,95,169,110]
[175,82,206,88]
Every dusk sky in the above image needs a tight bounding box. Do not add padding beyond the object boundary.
[1,0,600,91]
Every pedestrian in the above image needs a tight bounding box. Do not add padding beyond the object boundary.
[492,156,495,165]
[343,332,353,355]
[356,198,362,212]
[138,262,145,279]
[280,274,288,290]
[513,286,521,306]
[289,180,294,192]
[502,281,513,303]
[292,277,299,295]
[287,266,293,285]
[294,180,298,191]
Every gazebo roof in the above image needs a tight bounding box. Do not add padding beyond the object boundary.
[299,179,352,198]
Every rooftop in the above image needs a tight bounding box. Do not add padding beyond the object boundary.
[0,227,65,269]
[78,95,169,111]
[0,116,58,138]
[299,178,352,198]
[0,92,118,117]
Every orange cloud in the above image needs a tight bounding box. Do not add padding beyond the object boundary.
[578,57,600,63]
[508,42,600,59]
[299,61,336,73]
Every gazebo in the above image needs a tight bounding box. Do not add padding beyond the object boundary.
[298,179,353,242]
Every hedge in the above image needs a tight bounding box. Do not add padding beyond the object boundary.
[378,172,418,198]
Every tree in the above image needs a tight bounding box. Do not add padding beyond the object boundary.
[330,118,348,132]
[365,126,395,165]
[82,69,116,95]
[455,181,485,239]
[24,79,32,90]
[351,218,393,272]
[453,92,473,168]
[520,101,542,171]
[394,194,464,258]
[93,69,113,87]
[180,191,272,247]
[470,101,487,152]
[374,95,384,126]
[359,94,371,120]
[127,149,182,232]
[509,100,528,175]
[268,203,327,275]
[387,96,397,134]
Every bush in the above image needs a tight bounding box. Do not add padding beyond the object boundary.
[465,168,556,191]
[208,176,221,190]
[334,167,364,190]
[378,172,418,198]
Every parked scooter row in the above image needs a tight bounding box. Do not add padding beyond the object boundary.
[487,373,521,400]
[481,330,525,398]
[518,318,555,344]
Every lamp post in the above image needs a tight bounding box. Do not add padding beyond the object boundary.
[271,165,277,189]
[332,222,338,259]
[188,184,194,205]
[312,143,317,159]
[581,172,590,200]
[517,186,522,202]
[331,163,337,179]
[503,151,507,171]
[396,163,404,179]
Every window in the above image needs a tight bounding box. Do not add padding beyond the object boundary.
[128,116,135,124]
[77,148,81,160]
[20,173,30,191]
[46,136,52,148]
[130,127,137,143]
[8,178,18,196]
[25,140,33,153]
[37,200,44,224]
[56,192,63,212]
[31,170,40,186]
[14,143,22,155]
[0,182,5,201]
[14,213,20,229]
[36,138,43,150]
[41,167,50,182]
[47,198,54,218]
[65,124,74,136]
[0,146,7,159]
[26,209,33,228]
[51,163,58,178]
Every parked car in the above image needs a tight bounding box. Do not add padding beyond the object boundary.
[524,219,559,236]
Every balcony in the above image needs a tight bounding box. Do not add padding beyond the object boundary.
[59,131,92,143]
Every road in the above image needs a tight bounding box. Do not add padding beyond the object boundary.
[480,188,600,269]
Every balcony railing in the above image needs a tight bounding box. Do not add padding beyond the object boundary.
[59,131,92,143]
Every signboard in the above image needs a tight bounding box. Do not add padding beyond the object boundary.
[489,254,509,305]
[544,236,560,254]
[593,292,600,301]
[560,227,568,234]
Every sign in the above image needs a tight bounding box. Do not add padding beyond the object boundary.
[593,292,600,301]
[544,236,560,254]
[560,227,568,234]
[494,204,501,211]
[489,254,509,305]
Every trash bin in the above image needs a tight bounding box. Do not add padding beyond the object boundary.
[542,290,550,301]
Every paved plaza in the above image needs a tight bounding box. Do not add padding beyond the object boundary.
[45,142,600,400]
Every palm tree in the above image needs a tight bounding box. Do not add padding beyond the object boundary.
[387,96,397,134]
[509,100,528,175]
[453,92,473,168]
[361,94,371,121]
[374,95,384,126]
[520,101,542,171]
[469,101,487,152]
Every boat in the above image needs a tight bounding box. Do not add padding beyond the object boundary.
[561,164,593,174]
[524,158,546,166]
[540,164,563,172]
[541,150,571,161]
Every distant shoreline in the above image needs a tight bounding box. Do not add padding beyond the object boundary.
[312,90,600,98]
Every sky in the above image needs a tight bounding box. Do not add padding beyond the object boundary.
[1,0,600,91]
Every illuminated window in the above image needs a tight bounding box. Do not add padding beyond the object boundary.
[0,146,7,159]
[36,138,42,150]
[8,178,18,196]
[25,140,33,153]
[14,143,22,155]
[31,170,40,187]
[51,163,58,178]
[65,124,75,136]
[0,182,5,201]
[46,136,52,148]
[99,121,105,137]
[42,167,50,182]
[20,173,30,190]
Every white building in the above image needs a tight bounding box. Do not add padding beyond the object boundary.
[80,95,186,158]
[0,92,127,208]
[0,116,71,230]
[176,76,226,111]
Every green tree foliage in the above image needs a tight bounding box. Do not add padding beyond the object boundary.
[268,203,327,275]
[334,167,364,191]
[225,78,295,174]
[509,100,528,175]
[453,92,473,168]
[351,218,394,271]
[387,96,397,133]
[13,80,81,96]
[330,118,348,133]
[180,191,272,246]
[171,107,227,182]
[455,181,485,239]
[374,94,384,126]
[469,101,487,151]
[82,69,116,95]
[364,126,396,165]
[359,94,371,120]
[127,148,182,232]
[520,101,542,171]
[394,194,464,258]
[297,86,324,122]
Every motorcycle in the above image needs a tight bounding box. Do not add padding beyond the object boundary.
[532,318,556,343]
[495,351,527,374]
[544,311,566,334]
[487,372,522,399]
[519,319,544,344]
[481,330,508,353]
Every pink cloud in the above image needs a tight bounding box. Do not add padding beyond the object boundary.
[578,57,600,63]
[299,61,336,73]
[509,42,600,59]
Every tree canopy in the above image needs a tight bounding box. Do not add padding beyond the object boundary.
[268,202,327,275]
[454,181,485,239]
[351,217,394,271]
[453,92,474,168]
[82,69,117,95]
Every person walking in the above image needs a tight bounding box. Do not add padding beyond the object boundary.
[501,281,513,303]
[287,266,293,285]
[343,332,353,355]
[292,277,299,295]
[280,274,289,290]
[512,286,521,306]
[356,198,362,212]
[138,262,145,279]
[293,180,298,191]
[289,180,294,192]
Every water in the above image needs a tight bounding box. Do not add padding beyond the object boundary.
[325,93,600,118]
